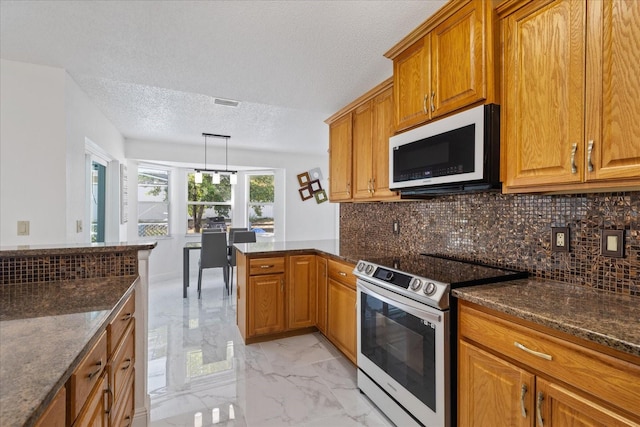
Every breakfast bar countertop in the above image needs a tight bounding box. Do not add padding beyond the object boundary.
[0,276,138,427]
[453,279,640,358]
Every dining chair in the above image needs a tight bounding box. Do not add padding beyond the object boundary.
[228,230,256,294]
[197,231,229,298]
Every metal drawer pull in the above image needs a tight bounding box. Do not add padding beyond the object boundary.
[88,360,103,380]
[260,265,274,269]
[536,392,544,427]
[122,358,132,370]
[520,384,528,418]
[570,143,578,173]
[122,313,133,321]
[514,342,552,360]
[338,272,347,277]
[587,140,594,172]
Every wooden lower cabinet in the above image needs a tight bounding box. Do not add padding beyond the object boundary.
[111,371,135,427]
[248,273,286,336]
[327,278,357,364]
[288,255,317,329]
[458,301,640,427]
[326,258,357,364]
[316,256,328,335]
[73,373,108,427]
[35,386,66,427]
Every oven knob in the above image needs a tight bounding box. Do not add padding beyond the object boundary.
[357,262,365,272]
[424,282,437,296]
[365,265,374,274]
[410,278,422,291]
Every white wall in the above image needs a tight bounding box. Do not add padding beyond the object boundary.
[0,59,127,246]
[1,59,67,245]
[126,139,338,280]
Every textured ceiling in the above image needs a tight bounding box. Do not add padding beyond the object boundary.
[0,0,445,155]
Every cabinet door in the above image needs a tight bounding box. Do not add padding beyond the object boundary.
[393,36,430,131]
[73,373,108,427]
[536,378,638,427]
[328,113,353,201]
[35,386,65,427]
[352,101,374,199]
[248,273,285,336]
[371,86,397,199]
[458,341,535,427]
[586,0,640,182]
[316,256,328,335]
[287,255,317,329]
[431,0,486,118]
[503,0,586,189]
[327,278,357,364]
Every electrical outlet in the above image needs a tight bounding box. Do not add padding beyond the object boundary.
[17,221,29,236]
[393,220,400,235]
[551,227,570,252]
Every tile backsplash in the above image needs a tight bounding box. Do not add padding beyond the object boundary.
[340,191,639,295]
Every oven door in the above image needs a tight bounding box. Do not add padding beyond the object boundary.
[357,279,449,427]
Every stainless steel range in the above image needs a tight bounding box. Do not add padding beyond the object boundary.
[353,254,527,427]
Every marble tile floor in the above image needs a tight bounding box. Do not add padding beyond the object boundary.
[148,269,393,427]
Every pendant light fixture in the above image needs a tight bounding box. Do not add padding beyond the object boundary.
[194,133,238,185]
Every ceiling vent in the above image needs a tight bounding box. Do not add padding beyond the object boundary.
[214,98,240,107]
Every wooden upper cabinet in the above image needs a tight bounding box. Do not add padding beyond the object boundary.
[386,0,497,132]
[431,0,488,117]
[501,0,640,193]
[502,0,585,189]
[585,0,640,183]
[393,37,430,131]
[328,113,352,201]
[326,78,398,202]
[352,101,374,199]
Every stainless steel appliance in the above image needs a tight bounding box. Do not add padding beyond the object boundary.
[354,255,527,427]
[389,104,500,197]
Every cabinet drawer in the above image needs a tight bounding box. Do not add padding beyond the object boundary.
[108,292,135,355]
[249,257,285,275]
[328,259,356,289]
[111,369,135,427]
[110,321,135,406]
[459,304,640,416]
[69,330,107,421]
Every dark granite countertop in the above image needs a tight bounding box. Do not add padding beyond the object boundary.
[0,241,156,257]
[453,279,640,358]
[0,276,138,427]
[233,239,367,265]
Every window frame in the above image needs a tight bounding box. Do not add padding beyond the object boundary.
[137,166,170,238]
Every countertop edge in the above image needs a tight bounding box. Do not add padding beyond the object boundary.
[452,280,640,360]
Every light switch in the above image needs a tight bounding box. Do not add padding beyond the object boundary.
[17,221,29,236]
[601,229,624,258]
[607,235,618,252]
[76,220,83,233]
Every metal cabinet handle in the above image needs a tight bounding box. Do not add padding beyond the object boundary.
[339,271,347,277]
[122,357,132,370]
[536,392,544,427]
[423,94,428,114]
[260,265,274,269]
[587,140,594,172]
[514,341,553,360]
[122,312,133,321]
[430,92,435,112]
[371,177,375,193]
[105,386,114,415]
[520,384,528,418]
[88,360,103,380]
[570,143,578,174]
[346,182,351,193]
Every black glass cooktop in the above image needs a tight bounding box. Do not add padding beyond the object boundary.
[363,254,527,287]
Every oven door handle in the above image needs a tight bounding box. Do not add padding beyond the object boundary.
[357,279,443,324]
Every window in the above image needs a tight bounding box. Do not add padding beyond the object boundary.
[248,174,274,236]
[138,168,169,237]
[187,172,233,233]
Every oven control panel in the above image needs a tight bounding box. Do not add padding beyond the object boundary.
[355,260,450,309]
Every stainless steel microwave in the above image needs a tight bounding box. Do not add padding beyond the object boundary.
[389,104,501,197]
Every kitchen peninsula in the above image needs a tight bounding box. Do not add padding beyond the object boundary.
[0,242,155,427]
